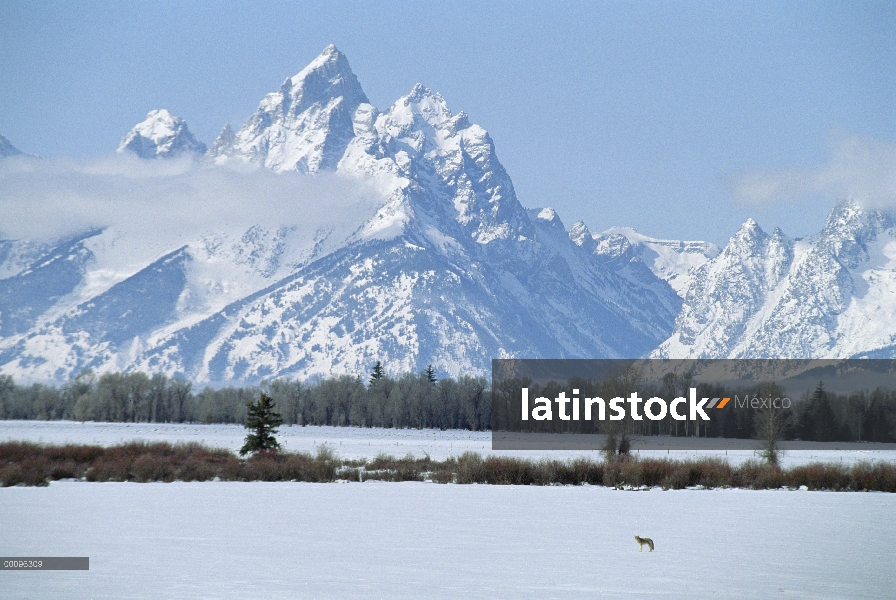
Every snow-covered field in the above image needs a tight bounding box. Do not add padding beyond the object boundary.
[2,421,895,598]
[2,420,895,467]
[2,480,894,599]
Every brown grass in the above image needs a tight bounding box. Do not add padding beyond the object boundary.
[2,441,894,491]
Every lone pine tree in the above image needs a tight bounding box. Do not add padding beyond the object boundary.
[240,393,283,456]
[370,361,385,385]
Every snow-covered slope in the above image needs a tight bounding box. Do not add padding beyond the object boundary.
[0,46,681,383]
[127,74,681,380]
[568,223,718,297]
[655,201,896,358]
[118,109,207,158]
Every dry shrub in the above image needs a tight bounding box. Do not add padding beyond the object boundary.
[431,468,454,484]
[565,457,604,485]
[130,454,176,482]
[618,459,646,487]
[734,460,785,489]
[1,459,50,486]
[361,453,428,481]
[0,463,27,486]
[235,451,283,481]
[661,466,691,490]
[1,440,895,491]
[691,458,734,489]
[451,454,558,485]
[602,461,620,488]
[848,462,896,492]
[279,452,336,482]
[452,452,486,484]
[631,458,675,488]
[787,462,852,491]
[48,459,80,480]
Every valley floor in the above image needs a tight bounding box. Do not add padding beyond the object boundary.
[2,480,893,599]
[1,419,895,467]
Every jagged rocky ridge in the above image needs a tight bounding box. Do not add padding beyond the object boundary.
[654,201,896,359]
[2,46,894,384]
[0,46,686,383]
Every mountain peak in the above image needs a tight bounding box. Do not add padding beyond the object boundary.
[211,45,369,172]
[118,109,207,159]
[770,226,788,240]
[568,220,592,247]
[819,199,893,244]
[741,217,760,231]
[822,198,888,234]
[536,207,559,222]
[399,84,445,111]
[299,43,341,72]
[731,217,767,246]
[407,83,430,101]
[0,133,23,157]
[208,123,236,157]
[389,84,471,133]
[283,45,368,110]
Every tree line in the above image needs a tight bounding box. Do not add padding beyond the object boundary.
[2,366,895,442]
[0,364,490,431]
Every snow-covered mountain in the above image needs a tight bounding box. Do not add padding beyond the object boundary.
[568,224,718,297]
[0,134,23,158]
[0,46,682,383]
[207,44,368,173]
[118,109,207,158]
[5,46,892,384]
[655,200,896,359]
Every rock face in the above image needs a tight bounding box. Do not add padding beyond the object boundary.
[0,46,682,383]
[654,200,896,359]
[118,109,207,158]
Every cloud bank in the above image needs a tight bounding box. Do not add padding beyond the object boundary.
[0,154,387,243]
[732,133,896,210]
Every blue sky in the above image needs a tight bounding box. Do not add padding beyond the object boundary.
[2,1,894,245]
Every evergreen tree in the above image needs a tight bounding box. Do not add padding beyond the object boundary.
[807,381,837,442]
[814,398,837,443]
[240,393,283,456]
[424,364,437,384]
[370,361,385,386]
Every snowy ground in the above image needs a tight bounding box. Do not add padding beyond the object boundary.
[1,420,895,467]
[2,481,894,599]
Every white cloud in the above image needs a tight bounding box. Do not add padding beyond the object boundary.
[0,154,387,244]
[732,133,896,209]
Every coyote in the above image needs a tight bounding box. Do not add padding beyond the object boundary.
[634,535,654,552]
